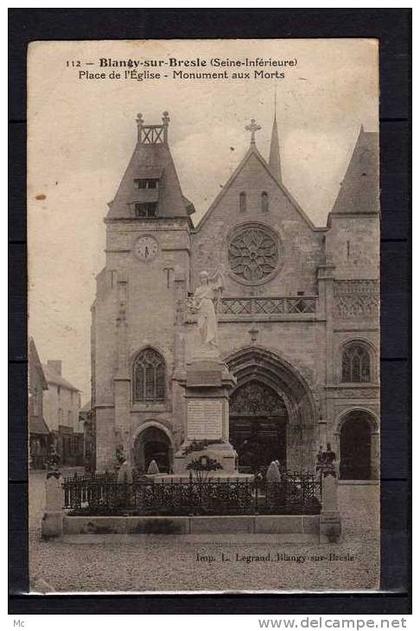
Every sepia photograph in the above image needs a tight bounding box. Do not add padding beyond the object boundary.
[27,38,380,593]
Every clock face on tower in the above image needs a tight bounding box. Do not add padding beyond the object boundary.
[133,235,159,261]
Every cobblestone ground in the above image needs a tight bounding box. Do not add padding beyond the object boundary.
[29,471,379,593]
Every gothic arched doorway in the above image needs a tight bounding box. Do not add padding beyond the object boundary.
[339,411,373,480]
[133,425,171,474]
[230,380,288,473]
[227,347,317,472]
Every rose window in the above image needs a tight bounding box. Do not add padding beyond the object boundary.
[228,226,279,283]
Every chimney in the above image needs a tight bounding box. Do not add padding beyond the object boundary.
[47,360,62,376]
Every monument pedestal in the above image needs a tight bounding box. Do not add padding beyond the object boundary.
[173,440,238,476]
[173,357,242,476]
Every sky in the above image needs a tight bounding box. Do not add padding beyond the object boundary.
[28,39,378,402]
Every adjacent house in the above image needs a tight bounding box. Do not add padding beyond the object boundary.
[28,338,51,469]
[42,360,83,466]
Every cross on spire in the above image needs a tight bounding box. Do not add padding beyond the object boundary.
[245,118,261,145]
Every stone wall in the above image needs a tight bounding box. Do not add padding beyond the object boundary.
[92,142,380,478]
[191,152,325,296]
[43,383,81,433]
[94,218,191,470]
[326,214,379,280]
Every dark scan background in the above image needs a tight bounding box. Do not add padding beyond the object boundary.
[8,7,411,615]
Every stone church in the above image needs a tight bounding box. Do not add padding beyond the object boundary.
[91,109,380,480]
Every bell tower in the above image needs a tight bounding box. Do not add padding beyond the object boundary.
[93,112,195,472]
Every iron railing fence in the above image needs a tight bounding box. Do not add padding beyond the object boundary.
[62,471,321,516]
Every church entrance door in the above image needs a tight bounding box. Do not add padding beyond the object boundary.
[339,413,372,480]
[134,426,171,474]
[229,380,288,474]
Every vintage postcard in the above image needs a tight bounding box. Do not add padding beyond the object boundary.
[28,38,380,593]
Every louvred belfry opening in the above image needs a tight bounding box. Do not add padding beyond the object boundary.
[106,111,195,221]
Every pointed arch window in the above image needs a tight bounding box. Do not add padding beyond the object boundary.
[239,192,247,213]
[261,191,269,212]
[342,343,371,383]
[133,348,165,402]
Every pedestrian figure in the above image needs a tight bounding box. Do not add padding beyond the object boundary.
[324,443,336,465]
[316,445,324,473]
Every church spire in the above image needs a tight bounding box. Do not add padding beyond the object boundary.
[269,94,282,182]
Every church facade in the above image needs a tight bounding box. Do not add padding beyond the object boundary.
[91,110,380,480]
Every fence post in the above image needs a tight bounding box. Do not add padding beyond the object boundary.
[266,461,281,510]
[41,473,64,539]
[254,477,259,514]
[319,466,342,543]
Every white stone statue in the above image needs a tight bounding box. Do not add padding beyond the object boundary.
[192,269,224,350]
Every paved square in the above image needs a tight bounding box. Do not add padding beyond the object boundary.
[29,471,379,593]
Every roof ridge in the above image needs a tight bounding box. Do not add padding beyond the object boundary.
[195,143,317,231]
[329,125,379,216]
[42,363,80,391]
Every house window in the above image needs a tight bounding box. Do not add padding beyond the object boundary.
[342,343,371,383]
[68,410,72,425]
[261,191,269,212]
[133,348,165,402]
[71,435,79,454]
[135,202,157,218]
[134,178,159,190]
[239,192,247,213]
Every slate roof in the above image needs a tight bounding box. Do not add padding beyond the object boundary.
[80,400,92,413]
[42,364,80,392]
[331,127,379,215]
[106,134,194,220]
[28,338,48,390]
[30,415,50,435]
[196,142,319,232]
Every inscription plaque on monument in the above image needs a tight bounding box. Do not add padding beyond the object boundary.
[187,399,223,440]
